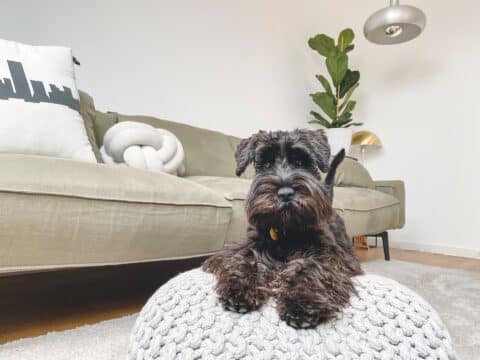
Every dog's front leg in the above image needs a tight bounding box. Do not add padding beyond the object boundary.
[203,242,271,313]
[275,256,356,329]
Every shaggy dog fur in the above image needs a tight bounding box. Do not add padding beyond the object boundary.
[203,129,362,329]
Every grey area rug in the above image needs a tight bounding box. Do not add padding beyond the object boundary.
[1,260,478,360]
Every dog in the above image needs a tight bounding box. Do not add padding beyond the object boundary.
[203,129,362,329]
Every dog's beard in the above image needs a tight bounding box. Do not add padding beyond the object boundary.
[245,174,332,232]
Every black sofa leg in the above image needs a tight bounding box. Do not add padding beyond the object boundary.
[380,231,390,261]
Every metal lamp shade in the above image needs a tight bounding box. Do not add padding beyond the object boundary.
[351,131,382,147]
[364,2,426,45]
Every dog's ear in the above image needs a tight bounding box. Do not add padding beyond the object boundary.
[325,148,345,189]
[234,133,262,176]
[296,129,331,173]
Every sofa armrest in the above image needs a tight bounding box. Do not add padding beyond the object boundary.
[374,180,405,228]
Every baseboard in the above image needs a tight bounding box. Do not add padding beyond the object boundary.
[390,240,480,259]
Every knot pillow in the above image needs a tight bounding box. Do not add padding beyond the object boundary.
[129,268,455,359]
[100,121,185,175]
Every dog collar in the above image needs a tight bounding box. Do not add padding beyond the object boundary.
[269,227,279,241]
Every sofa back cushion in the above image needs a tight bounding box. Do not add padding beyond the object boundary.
[93,112,241,177]
[79,91,102,162]
[334,157,375,188]
[93,111,372,182]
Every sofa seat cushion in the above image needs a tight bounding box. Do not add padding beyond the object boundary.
[333,187,402,236]
[0,155,231,207]
[187,176,402,239]
[333,187,399,211]
[186,176,251,244]
[186,176,251,201]
[0,154,232,273]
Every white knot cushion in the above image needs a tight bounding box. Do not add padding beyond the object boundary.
[101,121,185,175]
[129,268,455,360]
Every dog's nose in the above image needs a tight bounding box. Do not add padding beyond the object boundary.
[277,186,295,202]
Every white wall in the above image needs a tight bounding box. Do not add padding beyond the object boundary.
[2,0,479,257]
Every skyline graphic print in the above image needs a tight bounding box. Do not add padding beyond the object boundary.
[0,59,80,111]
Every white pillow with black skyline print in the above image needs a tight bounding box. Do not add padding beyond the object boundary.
[0,39,96,162]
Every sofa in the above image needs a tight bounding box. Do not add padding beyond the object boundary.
[0,91,405,275]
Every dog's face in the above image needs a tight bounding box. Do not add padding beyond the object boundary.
[235,129,340,234]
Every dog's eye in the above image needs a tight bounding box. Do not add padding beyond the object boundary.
[263,162,272,170]
[294,159,304,167]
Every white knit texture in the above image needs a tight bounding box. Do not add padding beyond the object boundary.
[100,121,185,175]
[129,269,455,359]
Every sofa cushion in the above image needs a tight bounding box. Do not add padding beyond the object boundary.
[374,180,405,228]
[333,187,402,236]
[187,176,250,244]
[333,158,375,189]
[0,39,96,163]
[0,154,232,273]
[187,176,251,201]
[187,176,401,239]
[92,112,239,178]
[79,90,102,163]
[333,187,399,211]
[93,111,118,147]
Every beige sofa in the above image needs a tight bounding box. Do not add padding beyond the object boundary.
[0,92,404,274]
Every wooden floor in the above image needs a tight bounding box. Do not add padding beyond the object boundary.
[1,248,479,344]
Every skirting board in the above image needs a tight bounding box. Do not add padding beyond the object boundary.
[390,240,480,259]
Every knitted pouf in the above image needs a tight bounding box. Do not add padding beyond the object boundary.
[129,268,455,360]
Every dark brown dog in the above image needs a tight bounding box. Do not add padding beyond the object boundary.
[203,129,362,329]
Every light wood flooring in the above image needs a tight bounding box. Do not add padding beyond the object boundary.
[1,248,479,344]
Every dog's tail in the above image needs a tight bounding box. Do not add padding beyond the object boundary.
[325,149,345,196]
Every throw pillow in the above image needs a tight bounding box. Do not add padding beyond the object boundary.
[0,39,96,162]
[79,90,102,162]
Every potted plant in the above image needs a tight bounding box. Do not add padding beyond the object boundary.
[308,28,362,154]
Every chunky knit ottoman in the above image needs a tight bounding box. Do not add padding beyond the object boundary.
[129,269,455,359]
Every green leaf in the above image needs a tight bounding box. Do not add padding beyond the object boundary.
[339,70,360,98]
[334,112,352,127]
[308,34,336,57]
[310,92,337,120]
[344,122,363,128]
[344,44,354,53]
[309,110,332,128]
[326,53,348,87]
[341,82,359,106]
[340,100,356,113]
[308,118,332,128]
[315,74,333,96]
[311,93,337,120]
[310,110,329,121]
[337,28,355,52]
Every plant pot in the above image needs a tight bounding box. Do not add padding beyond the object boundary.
[325,128,353,155]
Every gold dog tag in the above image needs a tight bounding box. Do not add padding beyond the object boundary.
[269,227,279,241]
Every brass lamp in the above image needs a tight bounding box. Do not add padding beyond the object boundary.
[351,131,382,163]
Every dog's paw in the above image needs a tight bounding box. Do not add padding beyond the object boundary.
[216,276,265,314]
[277,300,328,329]
[218,289,260,313]
[222,296,253,313]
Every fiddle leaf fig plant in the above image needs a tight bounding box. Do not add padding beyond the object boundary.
[308,28,362,128]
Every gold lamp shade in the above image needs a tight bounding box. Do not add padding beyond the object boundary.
[351,131,382,148]
[351,131,382,163]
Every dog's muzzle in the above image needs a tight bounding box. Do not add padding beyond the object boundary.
[277,186,295,202]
